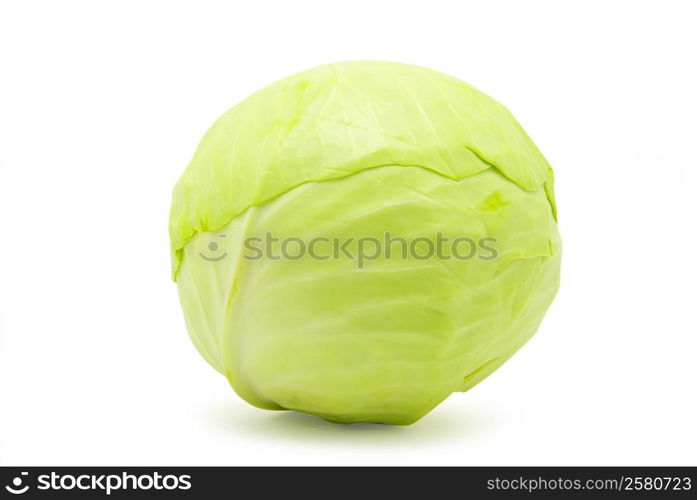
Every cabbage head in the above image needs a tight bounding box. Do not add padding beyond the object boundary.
[170,61,561,425]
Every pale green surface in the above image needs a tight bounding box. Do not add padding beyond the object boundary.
[171,61,561,425]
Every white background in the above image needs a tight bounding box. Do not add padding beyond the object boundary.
[1,0,695,466]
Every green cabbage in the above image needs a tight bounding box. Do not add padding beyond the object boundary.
[170,61,561,425]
